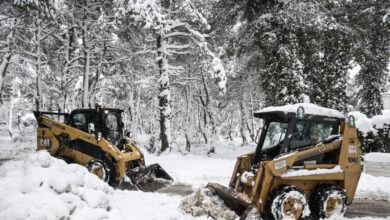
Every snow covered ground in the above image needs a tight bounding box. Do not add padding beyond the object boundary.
[0,134,389,220]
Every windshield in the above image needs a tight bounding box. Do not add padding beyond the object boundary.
[106,112,119,131]
[263,121,288,149]
[104,111,122,145]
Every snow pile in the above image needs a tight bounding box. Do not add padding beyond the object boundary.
[355,173,390,201]
[256,103,345,118]
[0,151,196,220]
[364,152,390,163]
[349,110,390,135]
[0,151,113,219]
[280,165,342,178]
[180,188,236,220]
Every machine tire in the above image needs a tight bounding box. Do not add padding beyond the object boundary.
[87,159,111,183]
[266,185,309,220]
[309,184,348,219]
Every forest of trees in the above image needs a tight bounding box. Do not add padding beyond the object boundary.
[1,0,390,153]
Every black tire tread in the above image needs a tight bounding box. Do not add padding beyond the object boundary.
[87,159,112,183]
[309,184,348,219]
[265,185,308,220]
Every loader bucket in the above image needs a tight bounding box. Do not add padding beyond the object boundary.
[125,163,173,192]
[206,182,251,216]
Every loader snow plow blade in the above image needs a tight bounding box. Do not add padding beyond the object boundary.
[206,182,251,216]
[124,163,173,192]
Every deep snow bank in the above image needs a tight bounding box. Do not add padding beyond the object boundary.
[364,152,390,163]
[0,151,197,220]
[355,173,390,201]
[0,151,113,219]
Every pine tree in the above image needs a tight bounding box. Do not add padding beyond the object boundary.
[351,0,390,117]
[303,1,352,112]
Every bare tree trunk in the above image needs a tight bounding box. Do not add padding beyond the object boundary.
[239,98,248,145]
[8,96,13,138]
[134,87,141,137]
[81,3,91,109]
[90,41,107,102]
[0,53,11,102]
[128,65,135,132]
[249,93,255,142]
[35,17,43,111]
[198,71,217,145]
[184,67,192,152]
[198,105,208,144]
[0,19,15,103]
[156,33,171,153]
[82,21,90,108]
[8,82,15,138]
[60,26,74,112]
[17,113,22,133]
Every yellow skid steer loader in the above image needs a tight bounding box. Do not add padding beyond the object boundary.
[34,104,172,191]
[207,104,361,219]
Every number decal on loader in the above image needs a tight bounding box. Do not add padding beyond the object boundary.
[348,157,358,163]
[40,139,51,148]
[275,160,287,170]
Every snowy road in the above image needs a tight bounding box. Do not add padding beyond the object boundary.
[155,184,390,219]
[347,199,390,218]
[0,139,389,219]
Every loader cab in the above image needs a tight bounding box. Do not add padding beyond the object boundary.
[253,106,344,164]
[68,108,124,145]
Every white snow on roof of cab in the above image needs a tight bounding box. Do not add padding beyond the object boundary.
[255,103,345,118]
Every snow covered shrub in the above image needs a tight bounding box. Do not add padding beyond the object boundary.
[357,124,390,153]
[350,110,390,153]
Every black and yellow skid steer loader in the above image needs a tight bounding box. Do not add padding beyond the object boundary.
[33,104,172,191]
[206,104,362,219]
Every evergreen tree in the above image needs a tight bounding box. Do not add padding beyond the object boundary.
[303,1,352,112]
[351,0,390,117]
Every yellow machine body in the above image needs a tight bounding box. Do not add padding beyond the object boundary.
[37,115,145,181]
[207,105,362,219]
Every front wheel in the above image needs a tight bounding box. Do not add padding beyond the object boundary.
[310,184,348,219]
[87,159,111,183]
[266,185,309,220]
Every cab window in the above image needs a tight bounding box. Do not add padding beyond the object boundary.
[263,122,288,149]
[72,113,86,128]
[289,121,333,150]
[106,113,119,131]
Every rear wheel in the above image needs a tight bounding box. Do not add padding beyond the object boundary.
[310,184,348,219]
[266,185,309,220]
[87,159,111,183]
